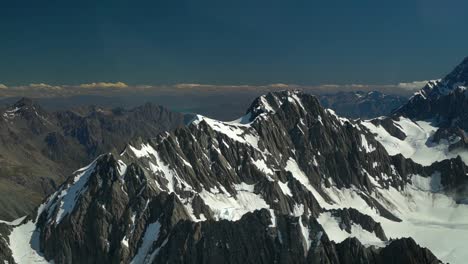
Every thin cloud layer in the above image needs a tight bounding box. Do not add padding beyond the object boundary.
[174,83,207,89]
[268,83,291,88]
[79,82,129,89]
[396,80,431,90]
[0,80,430,98]
[28,83,62,90]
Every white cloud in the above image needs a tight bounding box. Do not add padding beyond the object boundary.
[174,83,206,89]
[0,79,433,97]
[320,84,340,88]
[396,80,430,90]
[350,84,369,88]
[174,83,295,89]
[79,82,128,89]
[28,83,62,90]
[268,83,290,88]
[134,85,154,89]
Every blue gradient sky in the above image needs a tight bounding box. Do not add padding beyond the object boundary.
[1,0,467,86]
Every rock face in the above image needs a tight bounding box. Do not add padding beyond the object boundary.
[3,90,454,264]
[335,237,441,264]
[0,223,14,264]
[328,208,388,241]
[0,99,185,220]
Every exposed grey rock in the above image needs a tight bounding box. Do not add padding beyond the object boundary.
[335,237,442,264]
[0,223,15,264]
[328,208,388,241]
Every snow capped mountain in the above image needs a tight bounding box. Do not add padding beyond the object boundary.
[420,57,468,99]
[2,89,462,263]
[395,57,468,123]
[367,56,468,178]
[359,57,468,263]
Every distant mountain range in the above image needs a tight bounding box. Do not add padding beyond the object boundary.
[0,89,410,121]
[319,91,408,119]
[0,99,184,220]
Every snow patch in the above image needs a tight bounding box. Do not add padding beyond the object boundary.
[9,221,50,263]
[130,221,161,264]
[278,181,293,197]
[199,184,270,221]
[360,134,376,153]
[50,159,98,224]
[317,212,385,247]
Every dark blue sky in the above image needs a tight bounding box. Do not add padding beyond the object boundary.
[1,0,467,86]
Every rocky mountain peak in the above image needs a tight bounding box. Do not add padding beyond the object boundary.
[13,97,35,107]
[3,97,48,120]
[393,57,468,125]
[443,56,468,86]
[414,57,468,101]
[245,90,322,122]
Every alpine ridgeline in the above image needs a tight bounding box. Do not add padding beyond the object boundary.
[3,87,459,264]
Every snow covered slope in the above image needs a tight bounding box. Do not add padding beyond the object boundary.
[362,117,468,165]
[315,173,468,264]
[354,57,468,263]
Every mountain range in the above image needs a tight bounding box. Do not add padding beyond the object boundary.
[0,89,406,222]
[0,56,467,263]
[0,100,184,220]
[319,91,408,119]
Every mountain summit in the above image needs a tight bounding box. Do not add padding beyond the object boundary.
[394,56,468,123]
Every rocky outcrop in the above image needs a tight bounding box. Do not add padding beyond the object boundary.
[335,237,441,264]
[0,223,14,264]
[432,127,468,151]
[153,210,315,264]
[369,117,407,140]
[328,208,388,241]
[376,238,442,264]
